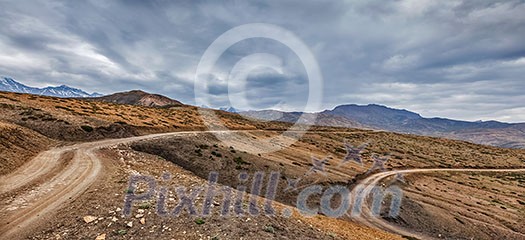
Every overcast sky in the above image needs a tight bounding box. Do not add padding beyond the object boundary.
[1,0,524,122]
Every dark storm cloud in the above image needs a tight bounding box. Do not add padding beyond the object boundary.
[0,0,524,121]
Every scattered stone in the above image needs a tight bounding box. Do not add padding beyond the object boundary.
[135,214,144,218]
[127,221,133,228]
[111,217,118,222]
[140,218,146,225]
[263,225,275,234]
[83,216,97,223]
[95,233,106,240]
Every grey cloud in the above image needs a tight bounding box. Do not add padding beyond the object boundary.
[0,0,524,121]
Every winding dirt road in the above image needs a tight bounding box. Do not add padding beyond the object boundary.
[1,129,524,239]
[0,131,209,239]
[350,168,525,239]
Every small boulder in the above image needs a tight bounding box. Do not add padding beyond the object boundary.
[83,216,97,223]
[95,233,106,240]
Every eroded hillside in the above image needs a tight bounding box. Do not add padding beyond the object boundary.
[0,121,54,175]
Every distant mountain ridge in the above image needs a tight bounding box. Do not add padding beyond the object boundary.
[3,76,524,148]
[219,106,240,113]
[322,104,512,133]
[0,77,102,98]
[241,110,365,129]
[243,104,525,149]
[87,90,183,107]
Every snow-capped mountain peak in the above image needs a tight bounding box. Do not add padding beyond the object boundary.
[0,77,102,98]
[0,77,35,94]
[219,106,240,113]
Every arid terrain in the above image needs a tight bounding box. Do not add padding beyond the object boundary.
[0,91,524,240]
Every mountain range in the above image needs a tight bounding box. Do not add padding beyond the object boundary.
[2,77,524,148]
[323,104,512,133]
[242,104,525,149]
[0,77,102,98]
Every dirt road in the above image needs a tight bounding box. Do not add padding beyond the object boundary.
[350,168,525,239]
[0,131,211,238]
[1,129,524,239]
[0,128,315,239]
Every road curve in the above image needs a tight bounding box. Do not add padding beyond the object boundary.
[0,130,222,239]
[350,168,525,239]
